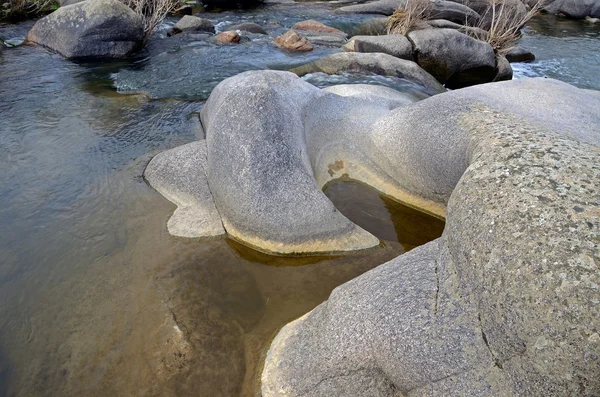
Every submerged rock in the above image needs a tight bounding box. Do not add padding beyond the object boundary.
[343,34,415,61]
[227,22,267,34]
[292,19,346,35]
[290,52,445,96]
[262,77,600,397]
[26,0,144,59]
[168,15,215,36]
[274,30,313,51]
[408,28,496,88]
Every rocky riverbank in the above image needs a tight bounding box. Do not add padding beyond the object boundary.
[0,0,599,396]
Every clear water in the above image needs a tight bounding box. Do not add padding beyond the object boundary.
[0,6,596,397]
[512,15,600,90]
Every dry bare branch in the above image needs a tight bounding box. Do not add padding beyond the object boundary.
[387,0,433,35]
[121,0,181,43]
[467,0,546,54]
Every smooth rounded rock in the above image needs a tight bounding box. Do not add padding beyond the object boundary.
[144,140,225,238]
[338,0,480,23]
[262,77,600,397]
[324,84,420,108]
[505,45,535,63]
[215,30,241,43]
[408,28,496,88]
[544,0,600,18]
[26,0,144,59]
[227,22,267,34]
[493,55,513,81]
[290,52,446,96]
[343,34,415,61]
[200,71,381,254]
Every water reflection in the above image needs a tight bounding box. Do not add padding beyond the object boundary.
[324,179,445,249]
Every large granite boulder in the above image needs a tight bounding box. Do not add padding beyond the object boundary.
[408,28,496,88]
[145,70,442,254]
[199,71,382,254]
[544,0,600,18]
[343,34,415,61]
[290,52,445,96]
[262,77,600,396]
[26,0,144,59]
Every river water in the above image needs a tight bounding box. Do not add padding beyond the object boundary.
[0,5,597,397]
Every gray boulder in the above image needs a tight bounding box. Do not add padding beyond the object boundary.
[343,34,415,61]
[352,17,389,35]
[493,54,513,81]
[199,71,380,254]
[544,0,600,18]
[290,52,446,96]
[425,18,463,28]
[408,28,496,88]
[26,0,144,59]
[168,15,215,36]
[144,140,225,238]
[146,71,439,254]
[227,22,267,34]
[505,45,536,63]
[262,77,600,397]
[429,0,481,24]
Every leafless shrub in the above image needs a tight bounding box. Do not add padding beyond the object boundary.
[466,0,546,54]
[387,0,433,35]
[121,0,181,43]
[1,0,57,22]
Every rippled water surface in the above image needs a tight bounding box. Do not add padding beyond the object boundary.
[512,15,600,90]
[0,6,597,397]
